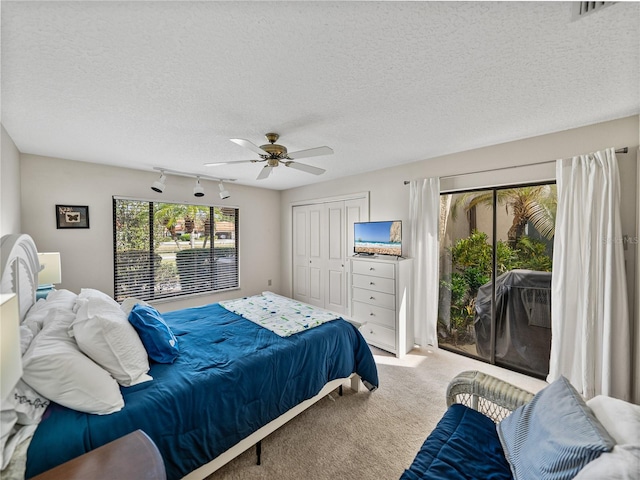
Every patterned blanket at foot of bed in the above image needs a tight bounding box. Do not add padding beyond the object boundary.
[219,292,339,336]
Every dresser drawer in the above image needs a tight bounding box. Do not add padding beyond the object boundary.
[361,322,396,352]
[352,287,395,309]
[352,260,395,279]
[352,301,395,329]
[351,273,395,295]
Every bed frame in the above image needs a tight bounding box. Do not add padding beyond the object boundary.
[0,233,362,479]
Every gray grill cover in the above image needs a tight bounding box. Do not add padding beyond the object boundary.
[474,269,552,376]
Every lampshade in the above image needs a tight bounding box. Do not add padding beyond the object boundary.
[193,177,205,197]
[151,173,166,193]
[218,182,230,199]
[38,252,62,285]
[1,293,23,401]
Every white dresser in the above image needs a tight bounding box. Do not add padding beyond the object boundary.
[349,256,413,357]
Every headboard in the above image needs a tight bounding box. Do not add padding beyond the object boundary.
[0,234,39,321]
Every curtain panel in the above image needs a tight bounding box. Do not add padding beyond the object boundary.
[548,147,631,400]
[409,178,440,348]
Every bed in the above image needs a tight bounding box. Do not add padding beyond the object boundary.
[0,234,379,479]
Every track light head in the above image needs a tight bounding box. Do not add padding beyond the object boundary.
[151,173,166,193]
[218,182,230,200]
[193,177,205,197]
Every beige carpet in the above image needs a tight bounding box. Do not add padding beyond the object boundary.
[206,347,547,480]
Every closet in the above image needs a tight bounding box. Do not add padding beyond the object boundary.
[292,195,368,314]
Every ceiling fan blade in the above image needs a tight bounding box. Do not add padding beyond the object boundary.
[287,146,333,160]
[256,165,273,180]
[204,159,259,167]
[285,161,326,175]
[230,138,268,156]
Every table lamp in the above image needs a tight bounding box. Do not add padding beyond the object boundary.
[37,252,62,299]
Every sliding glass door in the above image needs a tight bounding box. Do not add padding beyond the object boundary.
[437,183,556,378]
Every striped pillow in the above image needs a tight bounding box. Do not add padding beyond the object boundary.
[497,376,614,480]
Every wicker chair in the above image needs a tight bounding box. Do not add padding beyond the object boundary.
[446,370,535,423]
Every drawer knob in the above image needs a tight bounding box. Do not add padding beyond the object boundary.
[369,267,374,271]
[370,329,374,334]
[369,312,375,316]
[370,296,375,300]
[369,282,375,285]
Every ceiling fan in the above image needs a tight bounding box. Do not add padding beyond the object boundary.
[205,133,333,180]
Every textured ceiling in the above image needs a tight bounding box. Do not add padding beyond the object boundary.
[2,1,639,190]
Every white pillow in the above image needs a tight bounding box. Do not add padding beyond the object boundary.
[22,289,78,332]
[39,289,77,311]
[19,325,34,355]
[120,297,151,318]
[74,288,119,313]
[587,395,640,445]
[71,297,152,386]
[21,309,124,415]
[574,445,640,480]
[11,380,50,426]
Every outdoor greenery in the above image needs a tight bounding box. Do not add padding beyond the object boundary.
[114,199,238,301]
[451,185,557,245]
[439,230,553,344]
[439,185,557,346]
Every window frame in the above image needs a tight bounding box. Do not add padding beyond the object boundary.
[438,180,556,379]
[113,196,239,302]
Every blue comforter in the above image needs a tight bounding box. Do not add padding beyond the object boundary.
[26,303,378,479]
[400,404,513,480]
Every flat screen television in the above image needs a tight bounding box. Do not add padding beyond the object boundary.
[354,220,402,256]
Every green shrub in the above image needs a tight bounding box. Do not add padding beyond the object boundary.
[439,231,552,344]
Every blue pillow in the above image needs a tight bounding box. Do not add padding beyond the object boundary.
[497,376,614,480]
[129,304,179,363]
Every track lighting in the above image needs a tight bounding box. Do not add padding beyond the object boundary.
[218,182,230,199]
[193,177,205,197]
[151,167,235,197]
[151,171,166,193]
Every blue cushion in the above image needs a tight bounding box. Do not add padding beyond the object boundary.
[497,376,614,480]
[401,404,512,480]
[128,304,179,363]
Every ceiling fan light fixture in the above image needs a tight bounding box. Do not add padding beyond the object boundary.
[193,177,205,197]
[151,172,166,193]
[218,182,230,200]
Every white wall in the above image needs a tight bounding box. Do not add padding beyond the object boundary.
[281,115,639,398]
[1,125,22,236]
[20,155,282,312]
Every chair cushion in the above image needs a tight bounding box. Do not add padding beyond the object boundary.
[400,404,512,480]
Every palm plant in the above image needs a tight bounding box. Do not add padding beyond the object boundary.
[451,185,557,246]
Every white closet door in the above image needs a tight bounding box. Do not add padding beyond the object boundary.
[292,206,310,303]
[345,197,369,252]
[292,195,369,313]
[325,201,346,314]
[307,203,325,307]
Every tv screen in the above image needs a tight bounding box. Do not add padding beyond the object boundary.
[354,221,402,256]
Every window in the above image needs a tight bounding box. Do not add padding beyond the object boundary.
[438,183,556,378]
[113,198,239,302]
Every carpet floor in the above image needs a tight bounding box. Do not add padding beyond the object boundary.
[207,346,547,480]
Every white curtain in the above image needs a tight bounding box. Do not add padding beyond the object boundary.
[548,147,631,401]
[409,178,440,348]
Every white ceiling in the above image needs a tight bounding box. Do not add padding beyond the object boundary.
[2,1,639,191]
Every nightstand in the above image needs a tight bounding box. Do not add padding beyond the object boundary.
[31,430,166,480]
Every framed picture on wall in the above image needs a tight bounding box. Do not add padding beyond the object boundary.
[56,205,90,229]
